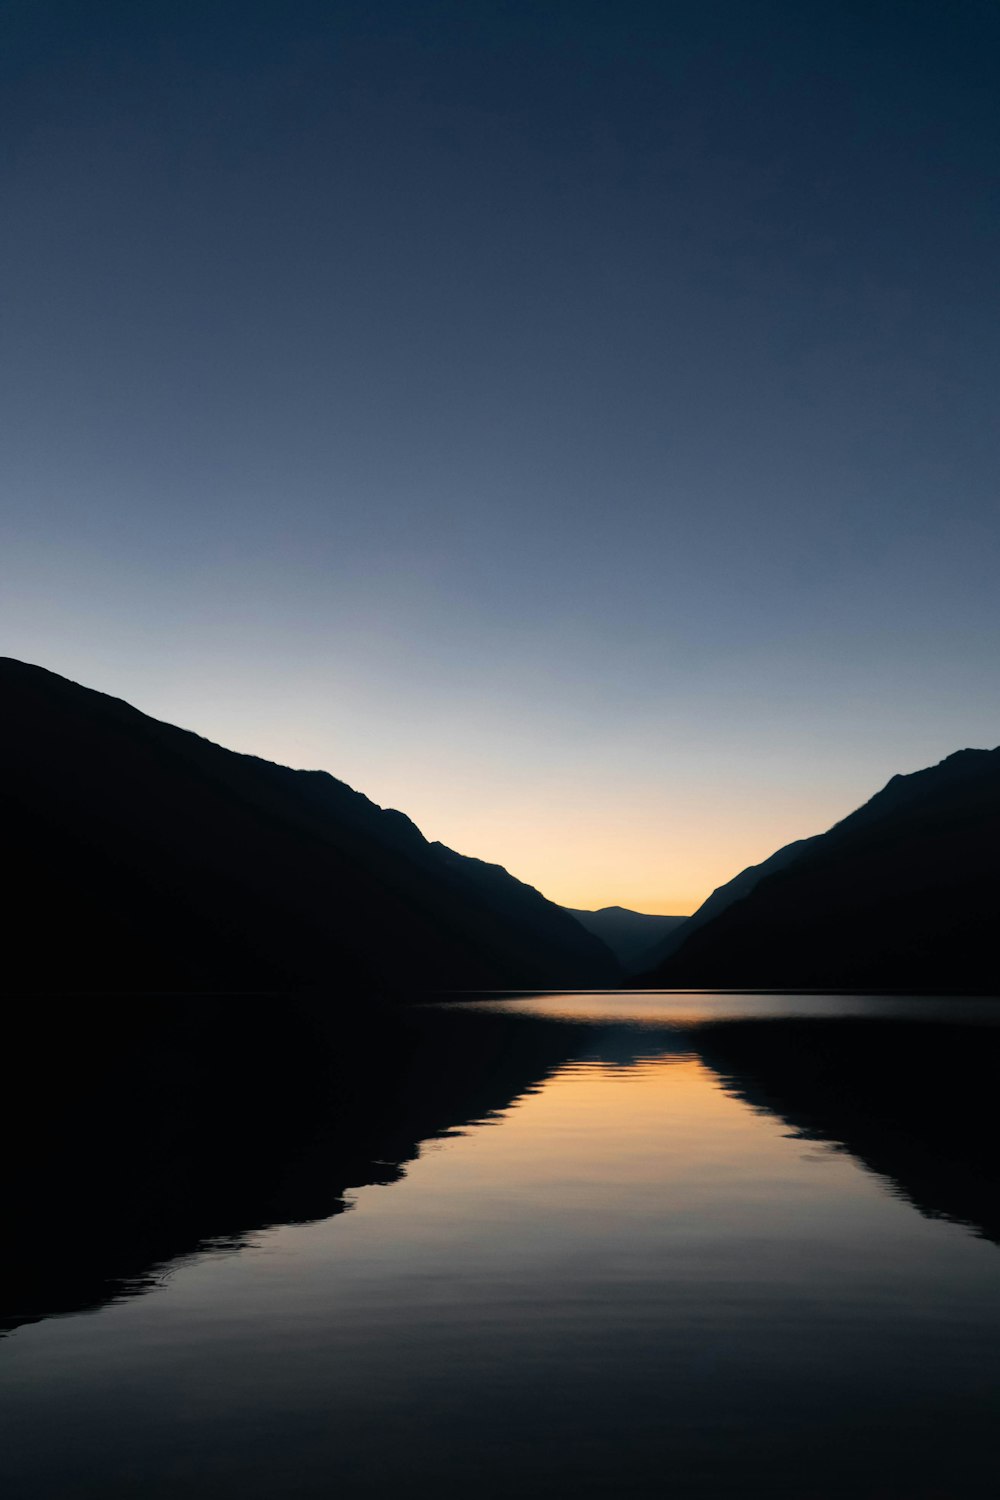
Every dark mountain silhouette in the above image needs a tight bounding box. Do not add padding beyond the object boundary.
[565,905,687,971]
[643,748,1000,991]
[0,996,591,1334]
[633,838,816,971]
[0,659,618,993]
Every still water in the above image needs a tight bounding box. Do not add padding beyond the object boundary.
[3,992,1000,1497]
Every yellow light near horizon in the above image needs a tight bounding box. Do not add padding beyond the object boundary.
[402,802,816,916]
[154,691,850,916]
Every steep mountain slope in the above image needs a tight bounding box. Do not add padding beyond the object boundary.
[634,837,818,971]
[565,906,687,971]
[644,749,1000,991]
[0,659,618,993]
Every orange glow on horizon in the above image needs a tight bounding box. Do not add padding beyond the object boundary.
[103,675,869,917]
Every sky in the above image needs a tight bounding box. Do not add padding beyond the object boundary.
[3,0,998,913]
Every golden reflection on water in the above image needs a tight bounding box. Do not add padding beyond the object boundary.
[336,1041,862,1257]
[442,990,996,1025]
[6,997,1000,1499]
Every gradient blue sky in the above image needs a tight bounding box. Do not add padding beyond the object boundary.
[3,1,998,910]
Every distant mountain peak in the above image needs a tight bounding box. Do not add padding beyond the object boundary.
[566,905,688,972]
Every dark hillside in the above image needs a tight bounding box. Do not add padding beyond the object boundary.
[0,659,617,993]
[566,906,687,971]
[646,749,1000,992]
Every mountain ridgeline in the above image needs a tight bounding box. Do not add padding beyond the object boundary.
[565,906,687,973]
[642,748,1000,992]
[3,658,998,994]
[631,838,817,972]
[0,659,618,993]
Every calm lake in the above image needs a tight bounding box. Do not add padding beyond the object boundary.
[3,991,1000,1498]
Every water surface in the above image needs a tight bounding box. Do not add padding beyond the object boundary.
[3,992,1000,1497]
